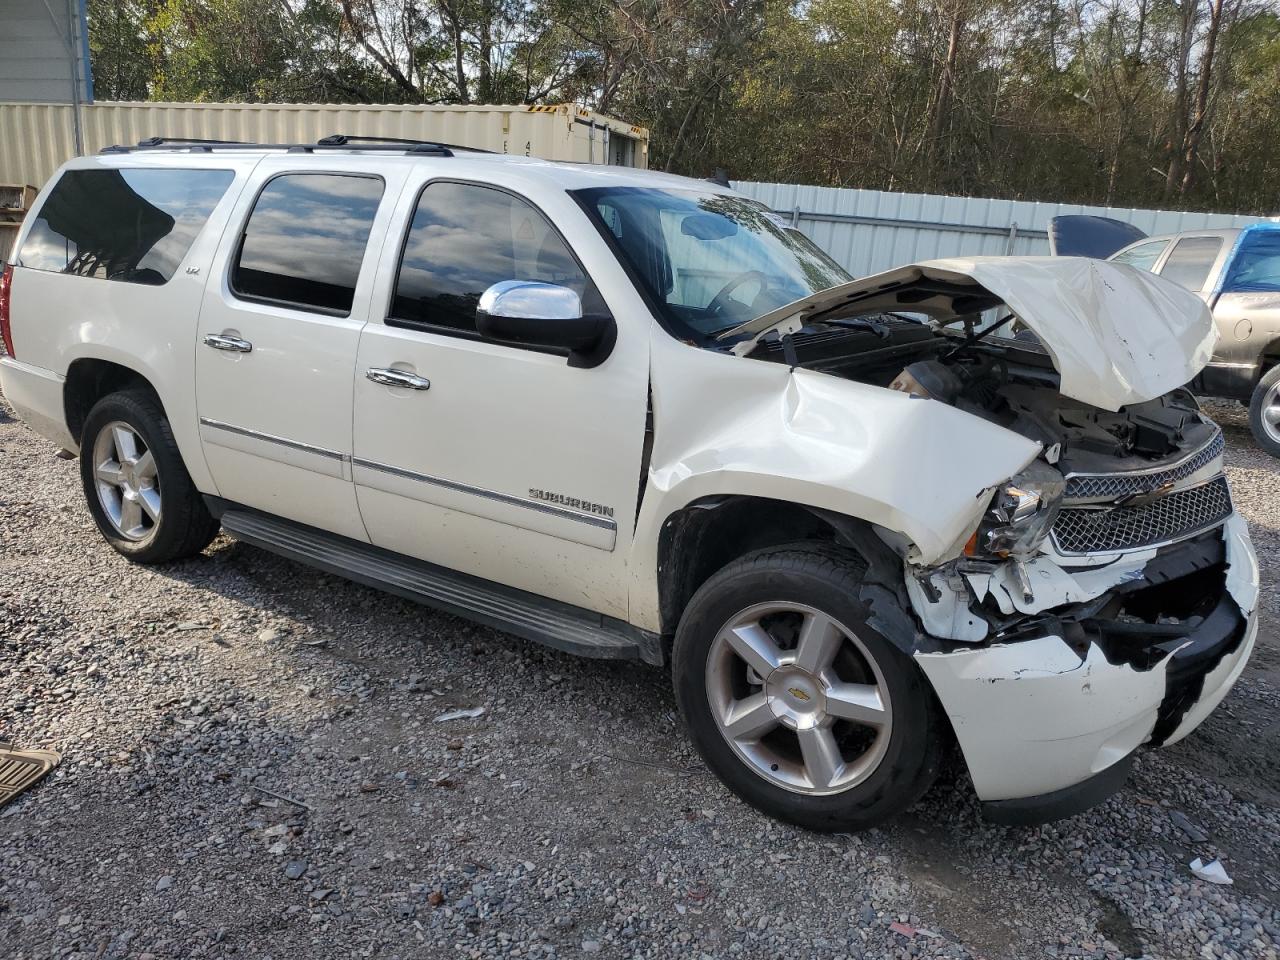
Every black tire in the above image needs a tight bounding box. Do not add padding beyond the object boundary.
[672,543,942,831]
[1248,365,1280,458]
[79,388,220,563]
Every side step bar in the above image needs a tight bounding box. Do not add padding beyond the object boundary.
[216,505,663,665]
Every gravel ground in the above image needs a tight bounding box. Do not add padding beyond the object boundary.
[2,393,1279,960]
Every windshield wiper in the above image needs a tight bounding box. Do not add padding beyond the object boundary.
[821,316,892,340]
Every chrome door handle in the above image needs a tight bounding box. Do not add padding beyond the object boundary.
[366,367,431,390]
[203,333,253,353]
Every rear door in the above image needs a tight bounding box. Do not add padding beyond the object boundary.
[350,172,650,617]
[195,158,407,540]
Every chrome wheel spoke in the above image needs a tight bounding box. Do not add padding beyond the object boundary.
[723,622,784,677]
[138,486,162,522]
[793,612,843,674]
[1264,404,1280,427]
[721,693,779,741]
[96,460,124,487]
[797,725,844,790]
[119,496,143,534]
[825,681,888,728]
[134,449,157,481]
[112,425,140,464]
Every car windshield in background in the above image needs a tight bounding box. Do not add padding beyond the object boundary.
[574,187,852,340]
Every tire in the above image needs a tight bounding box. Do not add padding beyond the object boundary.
[672,543,942,831]
[1248,365,1280,458]
[79,389,220,563]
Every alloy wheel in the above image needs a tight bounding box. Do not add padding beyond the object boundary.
[1263,380,1280,445]
[705,602,893,796]
[92,421,161,542]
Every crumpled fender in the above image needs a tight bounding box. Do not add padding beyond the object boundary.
[627,336,1040,631]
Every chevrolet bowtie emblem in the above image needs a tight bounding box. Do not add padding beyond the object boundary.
[788,687,812,702]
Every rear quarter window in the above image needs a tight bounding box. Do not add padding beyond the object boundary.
[17,168,234,285]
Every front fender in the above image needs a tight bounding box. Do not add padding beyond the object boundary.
[627,341,1040,631]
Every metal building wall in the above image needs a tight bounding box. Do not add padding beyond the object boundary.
[0,101,650,189]
[0,0,92,104]
[732,180,1266,278]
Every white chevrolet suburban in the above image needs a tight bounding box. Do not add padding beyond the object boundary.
[0,137,1260,830]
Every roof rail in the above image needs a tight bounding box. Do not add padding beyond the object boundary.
[318,133,495,155]
[98,134,496,158]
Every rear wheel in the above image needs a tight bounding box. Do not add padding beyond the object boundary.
[672,544,942,831]
[1248,365,1280,457]
[79,389,220,563]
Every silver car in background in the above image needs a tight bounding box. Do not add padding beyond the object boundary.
[1107,224,1280,456]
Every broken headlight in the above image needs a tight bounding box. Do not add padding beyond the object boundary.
[973,460,1065,558]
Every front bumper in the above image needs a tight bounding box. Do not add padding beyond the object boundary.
[914,513,1259,820]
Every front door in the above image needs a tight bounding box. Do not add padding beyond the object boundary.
[196,161,400,541]
[352,177,650,617]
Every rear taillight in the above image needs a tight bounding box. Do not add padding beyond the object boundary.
[0,263,14,358]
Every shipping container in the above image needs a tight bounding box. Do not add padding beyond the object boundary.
[0,100,650,190]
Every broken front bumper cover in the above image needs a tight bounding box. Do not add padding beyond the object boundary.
[914,513,1259,823]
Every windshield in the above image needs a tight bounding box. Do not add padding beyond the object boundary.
[574,187,852,340]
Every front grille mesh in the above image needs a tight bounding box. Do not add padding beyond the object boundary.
[1063,432,1225,500]
[1051,475,1232,555]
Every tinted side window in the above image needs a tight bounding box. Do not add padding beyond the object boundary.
[391,182,591,334]
[18,168,233,285]
[1110,239,1169,272]
[1158,236,1223,291]
[232,174,383,315]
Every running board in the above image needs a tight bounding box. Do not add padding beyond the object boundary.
[217,507,662,665]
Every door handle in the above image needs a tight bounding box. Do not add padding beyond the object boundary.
[203,333,253,353]
[366,367,431,390]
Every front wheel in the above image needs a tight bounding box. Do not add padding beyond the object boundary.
[79,389,220,563]
[672,544,942,831]
[1248,365,1280,458]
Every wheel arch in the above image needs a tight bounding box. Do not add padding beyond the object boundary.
[1258,335,1280,376]
[64,357,161,448]
[654,495,919,655]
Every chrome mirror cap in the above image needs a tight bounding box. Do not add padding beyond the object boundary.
[478,280,583,321]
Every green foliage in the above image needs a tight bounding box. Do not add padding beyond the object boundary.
[86,0,1280,213]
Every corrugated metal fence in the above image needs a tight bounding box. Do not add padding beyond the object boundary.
[732,180,1266,277]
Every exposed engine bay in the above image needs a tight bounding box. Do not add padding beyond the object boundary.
[742,312,1217,476]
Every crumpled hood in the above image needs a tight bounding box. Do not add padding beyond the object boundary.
[721,256,1219,412]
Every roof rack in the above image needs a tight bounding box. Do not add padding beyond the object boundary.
[99,134,495,158]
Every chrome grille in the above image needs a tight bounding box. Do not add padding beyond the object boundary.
[1051,475,1232,555]
[1063,432,1224,500]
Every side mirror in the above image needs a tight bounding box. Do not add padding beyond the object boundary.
[476,281,616,369]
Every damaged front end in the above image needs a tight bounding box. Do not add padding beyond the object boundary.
[894,360,1258,823]
[724,256,1259,822]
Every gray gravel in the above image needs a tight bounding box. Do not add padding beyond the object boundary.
[2,393,1279,960]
